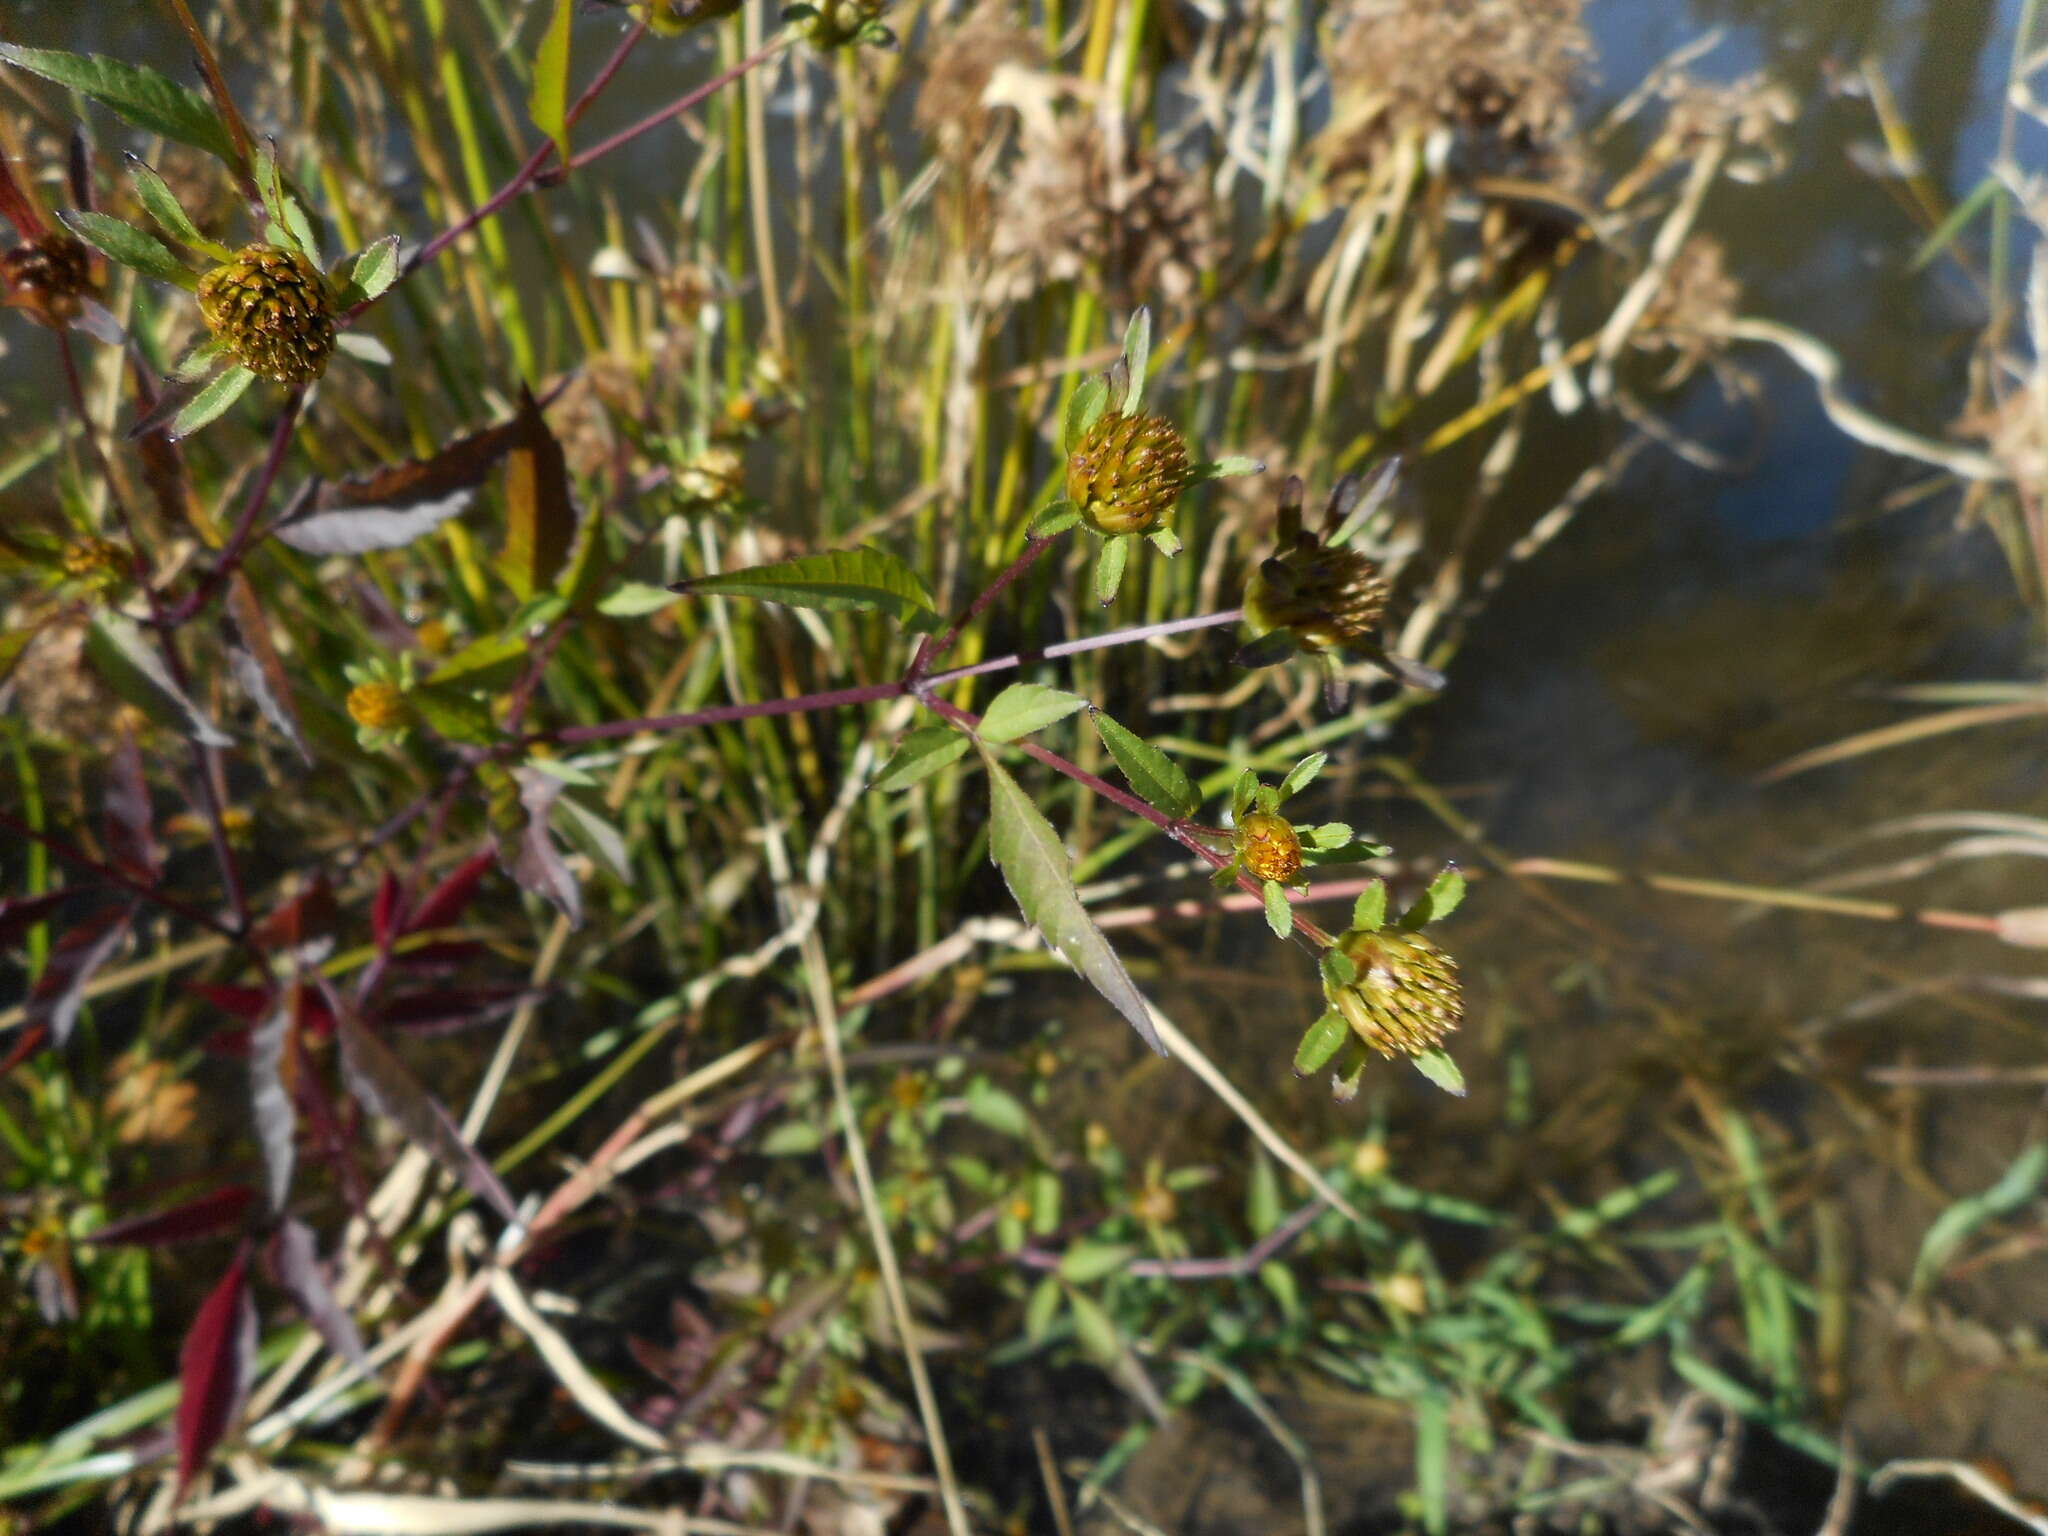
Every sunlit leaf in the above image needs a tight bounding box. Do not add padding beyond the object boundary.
[871,725,970,791]
[1401,866,1465,928]
[1293,1010,1346,1074]
[529,0,575,164]
[1412,1048,1466,1097]
[1089,711,1197,819]
[1352,881,1387,932]
[1064,375,1108,456]
[980,744,1163,1055]
[508,766,582,927]
[1028,500,1081,538]
[1278,753,1326,802]
[497,387,577,601]
[0,45,237,164]
[265,1218,366,1366]
[248,1008,295,1214]
[344,234,401,302]
[1191,455,1262,481]
[275,410,530,553]
[675,546,940,631]
[978,683,1087,744]
[335,332,391,365]
[169,364,255,440]
[1263,879,1293,938]
[1121,307,1151,415]
[57,210,192,289]
[596,582,676,618]
[1095,533,1128,606]
[124,153,228,259]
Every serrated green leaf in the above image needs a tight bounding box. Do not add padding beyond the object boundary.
[58,212,192,290]
[1352,881,1388,932]
[871,726,969,791]
[981,746,1163,1054]
[1294,1010,1347,1074]
[680,546,939,631]
[529,0,575,164]
[1029,499,1081,538]
[0,45,237,164]
[1024,1275,1062,1342]
[1191,455,1262,480]
[1146,528,1182,558]
[346,234,401,302]
[1402,866,1466,928]
[1279,752,1327,801]
[1089,712,1198,819]
[1412,1049,1466,1096]
[1059,1241,1137,1285]
[1305,822,1353,850]
[1067,1287,1120,1365]
[170,365,255,439]
[1065,375,1108,455]
[255,145,320,265]
[979,683,1087,744]
[1095,534,1128,606]
[170,335,233,382]
[1263,880,1292,938]
[1121,306,1151,414]
[1320,947,1357,987]
[124,155,228,259]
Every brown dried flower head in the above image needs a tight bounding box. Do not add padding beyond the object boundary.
[1,231,95,329]
[198,243,337,384]
[914,3,1035,154]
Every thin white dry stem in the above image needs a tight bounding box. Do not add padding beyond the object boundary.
[798,927,974,1536]
[484,1263,666,1452]
[1870,1460,2048,1534]
[1142,1003,1368,1227]
[1590,135,1726,399]
[505,1448,937,1496]
[176,1472,780,1535]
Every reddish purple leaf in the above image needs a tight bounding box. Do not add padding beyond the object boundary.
[265,1218,366,1367]
[27,904,131,1049]
[1,1024,49,1075]
[249,1008,296,1215]
[387,939,490,971]
[0,889,74,948]
[404,847,496,934]
[372,870,403,947]
[86,1184,255,1247]
[335,1004,517,1222]
[508,768,581,928]
[175,1243,256,1497]
[273,412,526,556]
[376,985,538,1035]
[201,1026,252,1058]
[103,728,160,881]
[187,982,274,1022]
[251,880,339,956]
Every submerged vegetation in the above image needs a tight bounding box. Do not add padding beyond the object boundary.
[1,0,2045,1530]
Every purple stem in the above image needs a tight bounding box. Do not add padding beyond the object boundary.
[907,536,1058,683]
[0,808,238,942]
[158,388,304,628]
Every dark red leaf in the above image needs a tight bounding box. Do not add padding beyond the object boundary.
[26,905,132,1049]
[375,985,537,1035]
[201,1026,252,1058]
[1,1024,49,1075]
[334,1004,517,1222]
[265,1219,366,1367]
[387,939,490,970]
[249,1009,296,1215]
[0,889,74,949]
[175,1242,256,1497]
[103,728,160,881]
[371,871,403,947]
[404,847,496,934]
[85,1185,256,1247]
[186,982,274,1022]
[251,879,338,955]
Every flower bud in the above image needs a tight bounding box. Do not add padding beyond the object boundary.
[1235,809,1303,884]
[197,243,337,383]
[61,536,127,592]
[1326,926,1461,1059]
[346,680,407,732]
[1066,409,1192,537]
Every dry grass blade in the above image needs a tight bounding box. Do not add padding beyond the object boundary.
[1758,700,2048,782]
[484,1265,665,1453]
